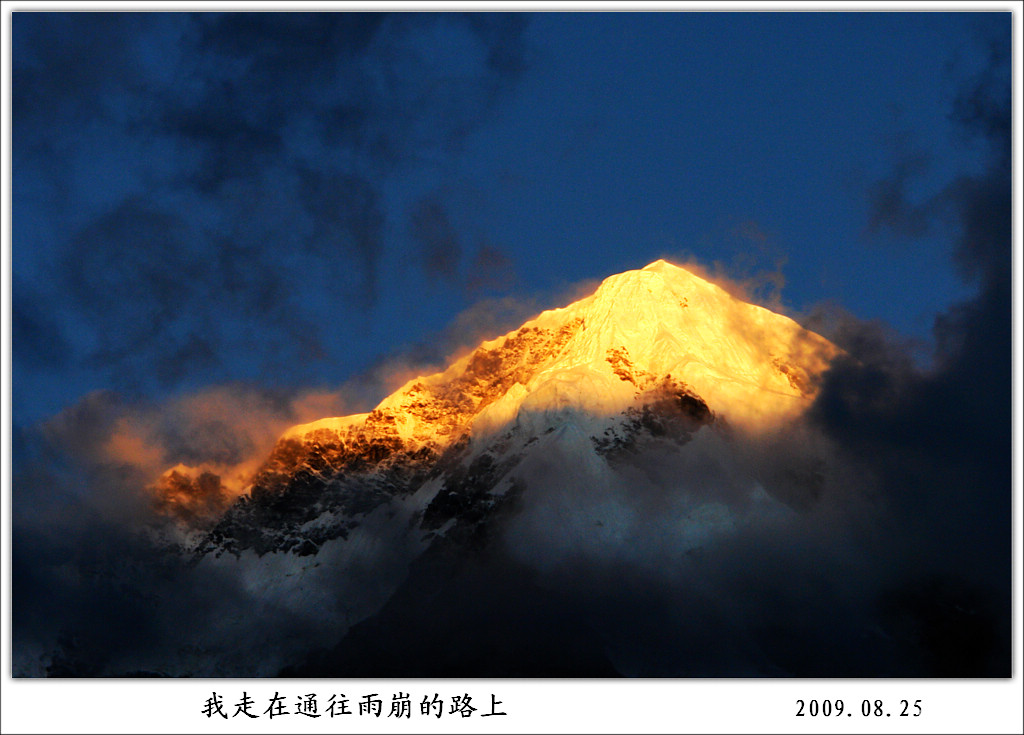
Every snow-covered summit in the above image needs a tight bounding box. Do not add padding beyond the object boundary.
[285,259,838,448]
[172,259,841,631]
[173,259,839,553]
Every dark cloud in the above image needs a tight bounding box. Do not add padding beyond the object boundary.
[161,13,386,190]
[409,196,462,280]
[12,281,72,370]
[949,32,1011,142]
[13,500,333,677]
[724,220,789,309]
[11,379,398,676]
[463,12,530,79]
[466,242,517,295]
[154,335,219,386]
[865,149,934,238]
[64,201,209,375]
[13,14,154,131]
[297,168,386,303]
[808,32,1011,673]
[193,12,385,75]
[817,25,1009,497]
[11,265,551,672]
[13,12,531,411]
[733,219,771,245]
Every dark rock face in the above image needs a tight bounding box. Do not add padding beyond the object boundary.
[421,452,522,536]
[394,318,586,433]
[152,470,230,527]
[249,426,408,503]
[593,377,716,459]
[196,364,718,561]
[197,444,437,558]
[193,320,591,560]
[605,345,657,387]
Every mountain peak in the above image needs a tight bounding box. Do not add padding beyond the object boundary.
[179,258,841,562]
[607,258,699,283]
[593,259,723,307]
[641,257,681,272]
[272,260,839,457]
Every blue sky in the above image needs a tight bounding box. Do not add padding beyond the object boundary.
[12,11,1010,427]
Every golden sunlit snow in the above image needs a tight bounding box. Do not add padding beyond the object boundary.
[284,260,840,448]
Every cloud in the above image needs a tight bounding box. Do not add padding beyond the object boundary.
[806,32,1011,673]
[13,14,158,133]
[11,377,400,676]
[865,149,935,238]
[296,168,386,303]
[949,32,1011,142]
[660,222,791,316]
[409,196,462,280]
[466,242,518,295]
[12,280,72,370]
[464,399,891,675]
[13,13,531,413]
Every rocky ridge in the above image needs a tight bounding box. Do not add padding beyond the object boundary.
[153,260,838,561]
